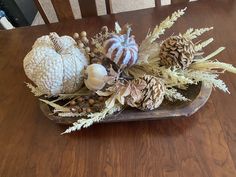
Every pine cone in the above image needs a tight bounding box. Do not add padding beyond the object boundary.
[159,35,196,69]
[127,75,166,111]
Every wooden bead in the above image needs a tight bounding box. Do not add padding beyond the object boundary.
[85,47,90,53]
[82,108,87,112]
[70,107,77,113]
[91,40,96,45]
[81,36,89,43]
[78,42,84,48]
[98,97,104,101]
[88,99,95,105]
[78,108,83,113]
[90,52,95,57]
[93,48,99,53]
[86,108,92,113]
[80,31,87,37]
[70,100,76,106]
[73,33,79,39]
[77,97,84,102]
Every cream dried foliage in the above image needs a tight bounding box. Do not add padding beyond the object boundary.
[182,70,229,93]
[91,26,113,53]
[130,46,235,95]
[138,8,187,64]
[58,112,84,117]
[145,7,187,44]
[40,99,71,113]
[165,88,190,102]
[194,38,214,52]
[26,82,44,97]
[62,103,122,134]
[190,60,236,74]
[183,27,214,40]
[97,81,131,109]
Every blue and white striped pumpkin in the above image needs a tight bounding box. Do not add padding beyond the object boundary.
[103,33,138,67]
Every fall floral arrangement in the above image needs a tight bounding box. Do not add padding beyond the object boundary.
[23,8,236,134]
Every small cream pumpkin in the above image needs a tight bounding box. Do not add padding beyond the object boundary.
[84,64,108,91]
[23,32,88,96]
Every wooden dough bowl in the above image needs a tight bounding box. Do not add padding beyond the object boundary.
[39,82,212,124]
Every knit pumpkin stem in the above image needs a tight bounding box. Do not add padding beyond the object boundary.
[125,27,131,45]
[49,32,63,53]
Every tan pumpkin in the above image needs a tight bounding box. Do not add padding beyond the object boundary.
[103,28,138,67]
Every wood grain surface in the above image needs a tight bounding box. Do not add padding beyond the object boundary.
[1,1,236,177]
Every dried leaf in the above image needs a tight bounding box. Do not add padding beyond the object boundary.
[105,95,116,109]
[116,84,131,105]
[183,27,213,40]
[194,38,214,52]
[190,61,236,74]
[39,99,70,112]
[104,75,116,85]
[96,90,113,97]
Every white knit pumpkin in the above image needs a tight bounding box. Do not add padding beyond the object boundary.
[84,64,108,91]
[23,32,88,96]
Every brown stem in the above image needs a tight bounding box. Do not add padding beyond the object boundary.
[49,32,63,53]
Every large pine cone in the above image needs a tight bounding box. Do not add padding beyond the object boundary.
[127,75,166,111]
[159,35,196,69]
